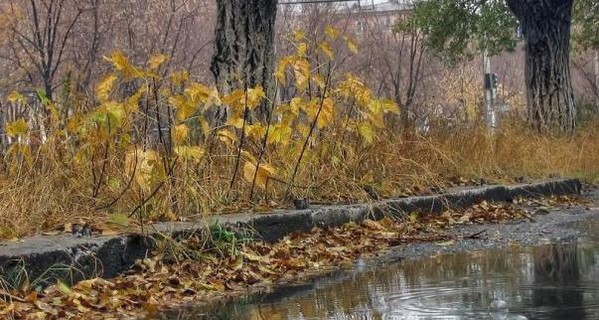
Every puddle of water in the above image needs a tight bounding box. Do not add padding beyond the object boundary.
[157,223,599,320]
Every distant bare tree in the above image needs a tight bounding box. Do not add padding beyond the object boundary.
[0,0,217,100]
[0,0,84,100]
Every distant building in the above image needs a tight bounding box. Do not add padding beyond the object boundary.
[348,0,413,35]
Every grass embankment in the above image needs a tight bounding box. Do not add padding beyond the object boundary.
[0,195,586,319]
[0,33,596,239]
[0,41,597,240]
[0,115,597,240]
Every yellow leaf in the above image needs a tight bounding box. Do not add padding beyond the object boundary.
[185,82,212,104]
[104,51,143,79]
[369,110,387,129]
[345,36,359,54]
[226,117,245,129]
[369,99,399,115]
[56,280,75,298]
[325,26,340,39]
[243,162,256,186]
[381,99,400,114]
[148,54,169,69]
[245,123,266,139]
[169,95,197,121]
[106,102,126,128]
[125,148,161,191]
[222,89,245,110]
[267,124,292,146]
[357,122,375,144]
[241,150,257,163]
[318,98,334,129]
[289,97,304,115]
[247,86,266,110]
[171,70,190,86]
[199,118,211,137]
[312,74,327,90]
[96,74,118,102]
[207,87,222,107]
[174,146,205,162]
[172,124,189,145]
[217,129,237,143]
[293,30,306,41]
[7,91,26,104]
[243,161,276,190]
[6,118,28,137]
[318,43,334,60]
[306,98,334,129]
[124,87,145,113]
[293,59,311,92]
[275,57,292,85]
[296,123,310,138]
[169,94,185,109]
[297,42,308,56]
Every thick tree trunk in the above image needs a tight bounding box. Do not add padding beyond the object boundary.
[211,0,278,123]
[506,0,576,134]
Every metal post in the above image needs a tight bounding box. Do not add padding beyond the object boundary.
[594,49,599,106]
[483,49,495,129]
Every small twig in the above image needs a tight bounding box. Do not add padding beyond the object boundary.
[285,61,333,199]
[93,115,111,198]
[128,157,178,218]
[95,145,138,211]
[463,230,486,240]
[267,175,313,190]
[0,290,26,303]
[227,82,250,198]
[250,79,278,200]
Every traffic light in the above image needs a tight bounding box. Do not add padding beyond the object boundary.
[484,73,500,89]
[492,73,499,88]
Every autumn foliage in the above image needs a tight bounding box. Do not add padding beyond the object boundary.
[0,29,597,240]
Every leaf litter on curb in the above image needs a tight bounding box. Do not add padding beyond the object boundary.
[0,196,591,319]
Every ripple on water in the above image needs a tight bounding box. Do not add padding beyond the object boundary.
[160,236,599,320]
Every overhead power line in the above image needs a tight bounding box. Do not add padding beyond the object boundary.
[279,0,357,5]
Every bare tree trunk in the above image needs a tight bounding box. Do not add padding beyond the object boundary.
[211,0,278,123]
[506,0,576,134]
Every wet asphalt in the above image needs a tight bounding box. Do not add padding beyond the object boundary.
[376,187,599,264]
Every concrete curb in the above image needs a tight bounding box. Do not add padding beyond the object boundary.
[0,179,582,285]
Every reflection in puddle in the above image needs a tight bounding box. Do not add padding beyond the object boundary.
[159,239,599,320]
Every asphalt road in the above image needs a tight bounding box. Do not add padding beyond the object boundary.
[377,186,599,264]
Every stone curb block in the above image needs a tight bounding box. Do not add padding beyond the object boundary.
[0,179,582,285]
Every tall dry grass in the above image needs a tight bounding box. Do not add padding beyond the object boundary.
[0,42,597,239]
[0,116,597,240]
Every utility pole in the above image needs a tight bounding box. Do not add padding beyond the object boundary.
[594,49,599,107]
[483,49,495,129]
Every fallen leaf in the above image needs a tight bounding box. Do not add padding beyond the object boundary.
[362,219,386,231]
[436,240,455,247]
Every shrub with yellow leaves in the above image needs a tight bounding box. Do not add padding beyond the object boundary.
[0,28,596,240]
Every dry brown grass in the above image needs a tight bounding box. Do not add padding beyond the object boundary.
[0,117,597,240]
[0,46,597,240]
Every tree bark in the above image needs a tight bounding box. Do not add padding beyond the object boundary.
[211,0,278,123]
[506,0,576,134]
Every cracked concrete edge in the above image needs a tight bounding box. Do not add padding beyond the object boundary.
[0,178,582,285]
